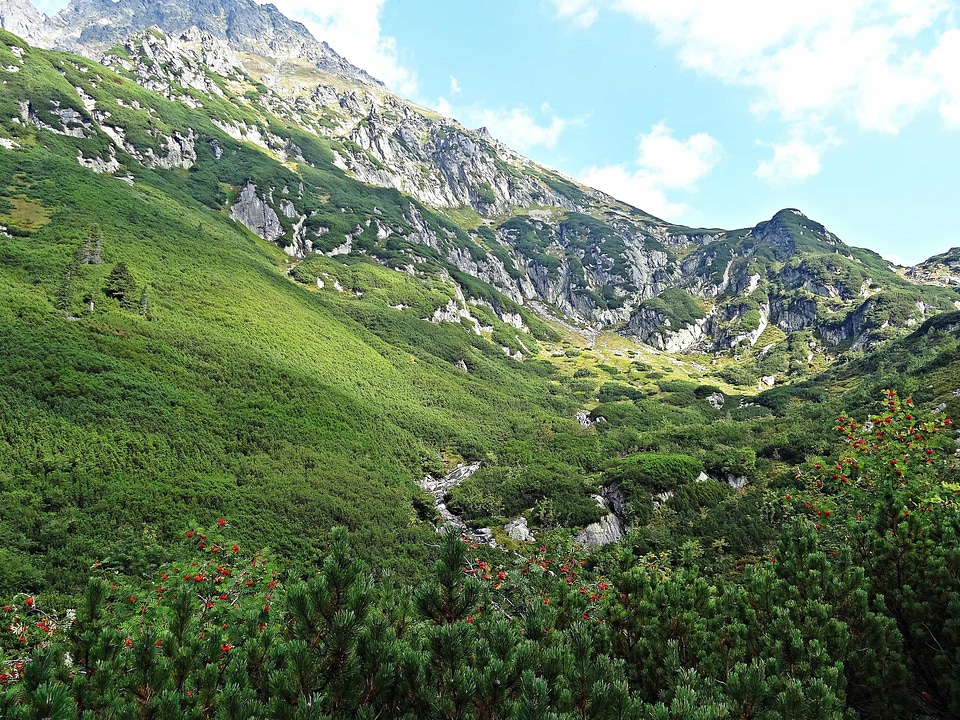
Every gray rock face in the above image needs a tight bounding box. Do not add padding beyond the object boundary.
[230,182,283,242]
[727,475,749,490]
[576,513,623,550]
[148,129,197,169]
[0,0,45,44]
[419,462,493,545]
[327,90,580,217]
[600,482,627,520]
[504,517,534,542]
[575,489,626,550]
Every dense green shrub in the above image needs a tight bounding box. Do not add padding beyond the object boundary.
[597,382,643,402]
[718,363,759,387]
[606,452,703,494]
[668,479,731,518]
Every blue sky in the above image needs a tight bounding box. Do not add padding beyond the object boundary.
[34,0,960,264]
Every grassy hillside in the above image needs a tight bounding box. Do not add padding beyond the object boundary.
[0,27,958,608]
[0,140,598,595]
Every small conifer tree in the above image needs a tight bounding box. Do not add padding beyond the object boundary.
[104,261,137,309]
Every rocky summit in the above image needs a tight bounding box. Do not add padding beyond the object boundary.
[2,0,957,359]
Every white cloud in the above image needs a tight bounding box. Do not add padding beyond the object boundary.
[472,107,569,151]
[580,164,692,220]
[259,0,419,97]
[929,29,960,128]
[563,1,960,185]
[549,0,601,28]
[637,121,721,188]
[604,0,959,134]
[427,95,571,153]
[580,122,721,220]
[755,139,825,185]
[449,76,461,95]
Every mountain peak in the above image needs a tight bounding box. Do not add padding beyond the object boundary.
[750,208,840,256]
[0,0,45,43]
[1,0,381,86]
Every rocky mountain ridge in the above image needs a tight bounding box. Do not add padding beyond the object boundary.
[907,248,960,288]
[3,0,380,85]
[0,0,957,362]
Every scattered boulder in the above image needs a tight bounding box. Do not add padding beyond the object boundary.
[727,475,749,490]
[504,517,534,542]
[576,513,623,550]
[575,493,625,550]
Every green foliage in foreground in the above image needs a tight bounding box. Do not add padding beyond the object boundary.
[2,394,959,718]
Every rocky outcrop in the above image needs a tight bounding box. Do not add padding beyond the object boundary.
[23,0,380,86]
[419,462,494,545]
[625,307,715,353]
[576,411,606,427]
[230,182,283,243]
[575,485,627,550]
[504,517,534,542]
[144,129,197,169]
[576,512,623,550]
[0,0,46,45]
[908,248,960,288]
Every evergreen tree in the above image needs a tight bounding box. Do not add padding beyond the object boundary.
[415,530,484,625]
[103,262,137,309]
[139,286,150,319]
[80,224,103,265]
[55,258,78,313]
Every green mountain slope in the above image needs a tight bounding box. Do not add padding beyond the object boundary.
[0,32,614,593]
[0,24,957,600]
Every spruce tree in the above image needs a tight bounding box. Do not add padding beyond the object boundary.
[103,261,137,309]
[55,258,78,313]
[80,224,103,265]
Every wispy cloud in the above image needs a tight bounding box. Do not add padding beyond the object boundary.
[558,1,960,182]
[549,0,601,28]
[581,122,721,220]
